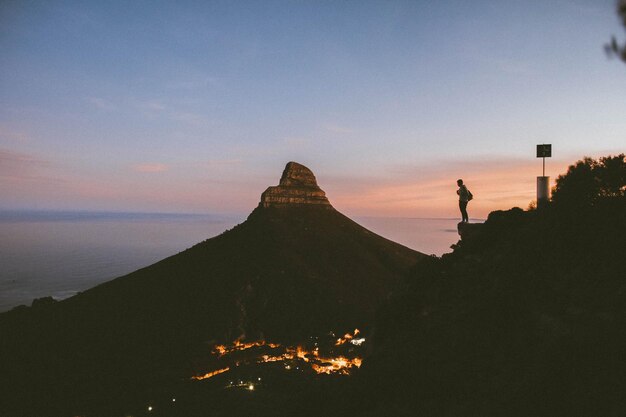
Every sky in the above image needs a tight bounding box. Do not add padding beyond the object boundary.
[1,0,625,219]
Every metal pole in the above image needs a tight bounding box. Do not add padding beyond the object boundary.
[543,157,545,177]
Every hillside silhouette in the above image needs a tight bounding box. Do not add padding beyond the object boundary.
[0,162,423,417]
[360,154,626,416]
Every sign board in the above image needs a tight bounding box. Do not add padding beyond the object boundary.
[537,144,552,158]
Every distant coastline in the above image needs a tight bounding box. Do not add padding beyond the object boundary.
[0,209,480,222]
[0,209,242,223]
[0,211,462,313]
[0,211,245,313]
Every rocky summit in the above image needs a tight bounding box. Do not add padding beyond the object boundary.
[260,162,331,208]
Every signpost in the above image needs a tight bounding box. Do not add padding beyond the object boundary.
[537,144,551,176]
[536,144,552,207]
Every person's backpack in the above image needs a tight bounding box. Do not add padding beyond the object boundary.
[467,189,473,201]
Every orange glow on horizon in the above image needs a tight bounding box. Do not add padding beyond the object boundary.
[328,157,575,219]
[3,151,608,218]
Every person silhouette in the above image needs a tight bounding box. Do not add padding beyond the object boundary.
[456,179,470,223]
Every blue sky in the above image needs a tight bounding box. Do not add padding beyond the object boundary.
[1,0,624,217]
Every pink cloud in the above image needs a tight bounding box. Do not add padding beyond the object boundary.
[0,126,31,142]
[324,124,355,134]
[132,163,169,173]
[0,148,51,180]
[206,159,242,166]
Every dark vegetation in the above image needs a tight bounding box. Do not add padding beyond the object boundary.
[0,154,624,417]
[606,0,626,62]
[360,154,626,416]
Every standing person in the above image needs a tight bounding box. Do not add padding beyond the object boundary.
[456,179,472,223]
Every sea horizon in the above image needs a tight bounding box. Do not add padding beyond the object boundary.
[0,209,467,312]
[0,208,478,221]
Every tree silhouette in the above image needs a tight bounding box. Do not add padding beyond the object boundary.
[606,0,626,62]
[552,154,625,207]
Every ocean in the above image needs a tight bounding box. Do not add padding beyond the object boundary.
[0,211,464,312]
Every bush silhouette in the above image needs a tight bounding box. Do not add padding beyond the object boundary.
[551,154,625,207]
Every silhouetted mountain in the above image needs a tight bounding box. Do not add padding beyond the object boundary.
[0,162,423,417]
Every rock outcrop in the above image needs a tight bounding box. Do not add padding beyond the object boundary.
[457,221,483,240]
[260,162,331,208]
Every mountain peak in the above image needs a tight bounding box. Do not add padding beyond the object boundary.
[260,162,331,208]
[279,161,318,187]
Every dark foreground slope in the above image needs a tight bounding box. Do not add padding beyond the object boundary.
[0,163,422,417]
[360,194,626,416]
